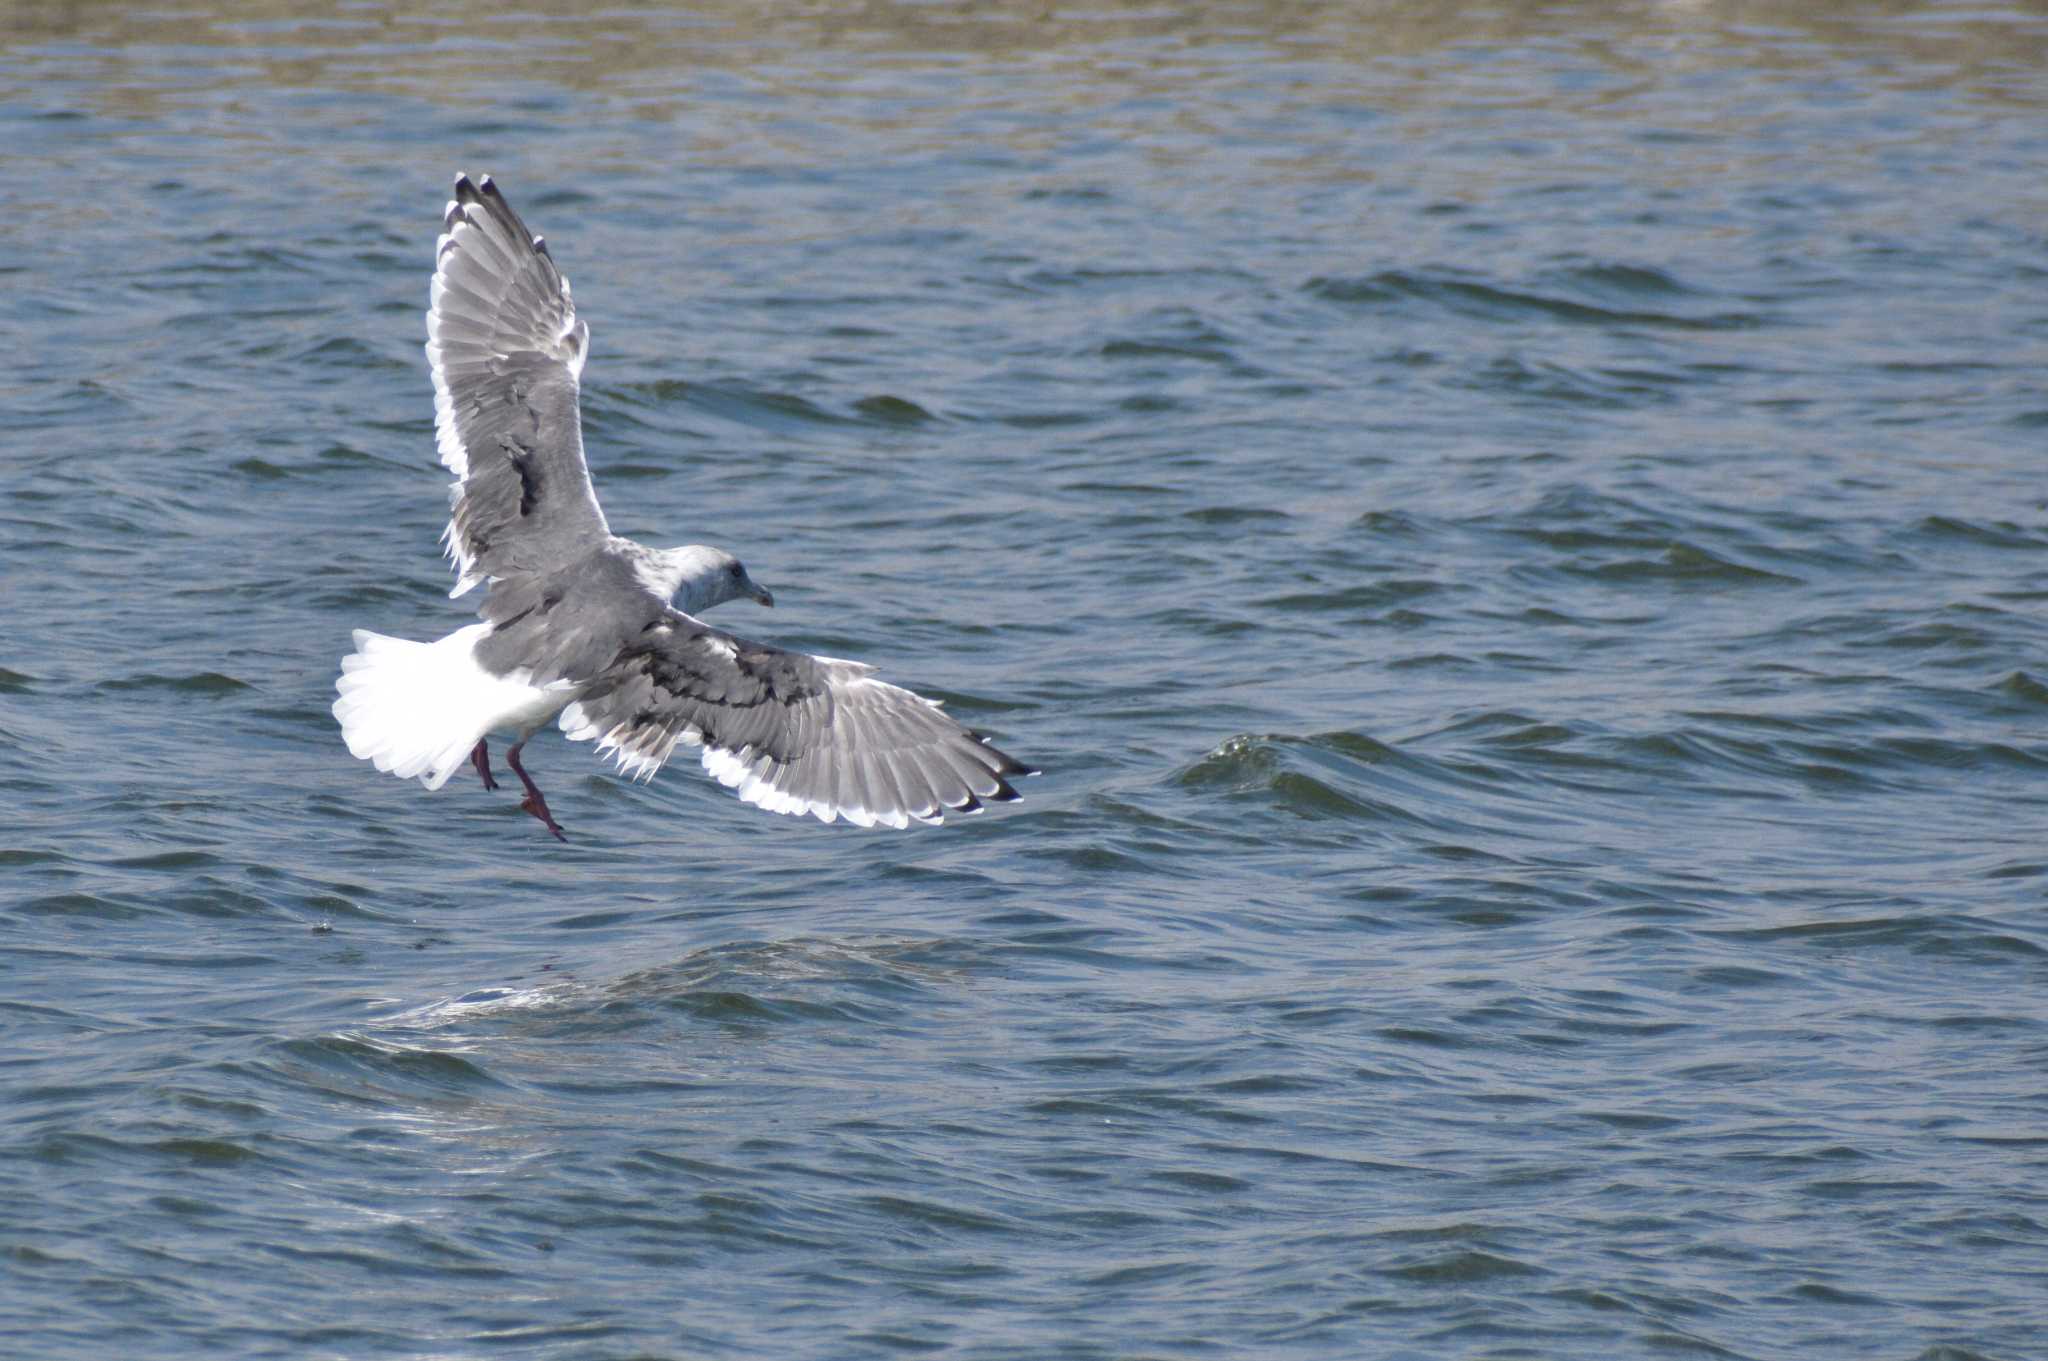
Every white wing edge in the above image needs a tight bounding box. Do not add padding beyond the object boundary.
[556,697,954,832]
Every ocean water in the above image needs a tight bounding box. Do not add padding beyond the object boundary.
[4,3,2047,1357]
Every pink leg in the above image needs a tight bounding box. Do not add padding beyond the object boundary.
[504,740,565,841]
[470,739,500,791]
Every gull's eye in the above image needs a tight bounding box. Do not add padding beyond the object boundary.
[729,563,743,577]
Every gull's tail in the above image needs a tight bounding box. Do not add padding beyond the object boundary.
[332,624,502,791]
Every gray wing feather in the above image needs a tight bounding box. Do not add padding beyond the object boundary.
[556,611,1034,828]
[426,173,608,596]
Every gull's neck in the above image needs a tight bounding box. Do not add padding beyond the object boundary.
[624,544,673,595]
[625,541,726,613]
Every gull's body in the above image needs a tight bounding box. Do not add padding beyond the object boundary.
[333,175,1032,838]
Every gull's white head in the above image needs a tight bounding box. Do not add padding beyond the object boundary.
[649,544,774,614]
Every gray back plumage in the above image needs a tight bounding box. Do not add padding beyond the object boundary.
[426,174,609,596]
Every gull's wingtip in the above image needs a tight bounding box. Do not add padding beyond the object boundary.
[452,172,499,207]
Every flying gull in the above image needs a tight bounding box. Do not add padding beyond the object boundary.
[333,174,1033,839]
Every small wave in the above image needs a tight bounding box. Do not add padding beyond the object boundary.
[1454,354,1683,409]
[1992,671,2048,707]
[1352,508,1430,537]
[1707,913,2047,962]
[98,671,252,695]
[1095,306,1242,370]
[295,335,407,372]
[1303,267,1763,332]
[601,937,963,1032]
[624,378,855,432]
[1011,264,1258,293]
[1183,505,1290,526]
[1384,1248,1545,1283]
[1560,262,1697,298]
[851,393,937,425]
[1913,515,2048,550]
[107,849,220,871]
[268,1033,515,1099]
[1178,731,1447,828]
[17,892,151,921]
[1568,543,1798,588]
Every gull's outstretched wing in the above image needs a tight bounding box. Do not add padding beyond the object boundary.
[557,611,1035,828]
[426,173,609,596]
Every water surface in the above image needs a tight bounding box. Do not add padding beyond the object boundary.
[4,3,2048,1357]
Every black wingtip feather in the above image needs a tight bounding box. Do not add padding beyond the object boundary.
[968,732,1037,778]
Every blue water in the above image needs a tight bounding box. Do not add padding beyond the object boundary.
[4,4,2048,1357]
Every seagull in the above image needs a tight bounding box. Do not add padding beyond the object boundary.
[333,174,1034,840]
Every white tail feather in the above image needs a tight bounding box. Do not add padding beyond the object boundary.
[332,624,565,791]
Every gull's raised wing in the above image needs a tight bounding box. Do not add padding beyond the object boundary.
[558,612,1035,828]
[426,173,609,596]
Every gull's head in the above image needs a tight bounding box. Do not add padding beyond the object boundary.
[656,545,774,614]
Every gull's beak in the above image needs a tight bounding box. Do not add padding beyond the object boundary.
[750,582,774,608]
